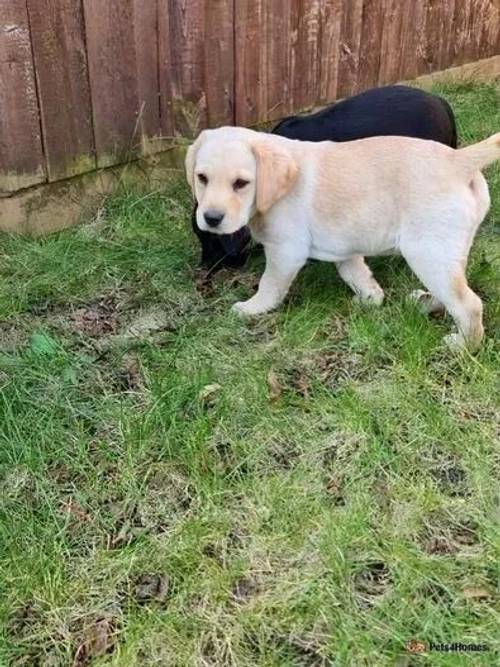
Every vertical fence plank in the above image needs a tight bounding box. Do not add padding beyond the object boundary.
[263,0,292,122]
[398,1,427,81]
[160,0,233,138]
[157,0,174,138]
[83,0,160,168]
[336,0,364,98]
[318,0,342,104]
[234,0,260,126]
[471,0,500,63]
[378,0,404,84]
[236,0,326,125]
[133,0,161,144]
[27,0,95,181]
[204,0,234,127]
[0,0,45,193]
[420,0,450,76]
[235,0,292,126]
[289,0,322,111]
[357,0,384,91]
[163,0,206,137]
[83,0,139,167]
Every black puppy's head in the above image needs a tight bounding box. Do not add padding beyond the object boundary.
[191,205,251,271]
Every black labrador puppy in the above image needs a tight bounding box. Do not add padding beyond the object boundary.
[192,84,457,272]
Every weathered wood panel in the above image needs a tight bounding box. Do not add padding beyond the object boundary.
[397,1,427,81]
[336,0,364,98]
[0,0,45,193]
[83,0,160,167]
[133,0,161,143]
[468,0,500,63]
[378,0,404,84]
[234,0,270,126]
[157,0,174,138]
[2,0,500,196]
[290,0,323,111]
[235,0,326,125]
[265,1,294,120]
[318,0,342,104]
[160,0,234,138]
[27,0,95,181]
[235,0,298,125]
[235,0,500,126]
[358,0,384,91]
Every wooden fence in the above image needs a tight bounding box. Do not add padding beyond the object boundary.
[1,0,500,196]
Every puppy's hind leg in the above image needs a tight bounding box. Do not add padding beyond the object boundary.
[232,244,307,316]
[402,243,483,351]
[401,186,488,350]
[336,255,384,305]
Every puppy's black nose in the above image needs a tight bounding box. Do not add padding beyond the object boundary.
[204,210,224,227]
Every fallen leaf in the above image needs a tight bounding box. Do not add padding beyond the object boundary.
[292,371,310,398]
[463,586,492,600]
[198,383,221,407]
[231,576,259,602]
[109,518,139,549]
[134,574,169,605]
[123,311,173,338]
[73,615,117,666]
[62,499,88,523]
[325,476,343,498]
[117,355,142,391]
[267,371,282,401]
[29,331,59,357]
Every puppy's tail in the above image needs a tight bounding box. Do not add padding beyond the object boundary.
[455,132,500,173]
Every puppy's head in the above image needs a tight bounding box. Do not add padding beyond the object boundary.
[186,127,298,235]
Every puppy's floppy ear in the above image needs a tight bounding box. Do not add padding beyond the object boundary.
[185,132,205,193]
[252,140,298,213]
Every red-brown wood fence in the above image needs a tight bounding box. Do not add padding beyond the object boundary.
[1,0,499,195]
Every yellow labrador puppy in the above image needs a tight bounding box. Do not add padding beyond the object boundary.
[186,127,500,349]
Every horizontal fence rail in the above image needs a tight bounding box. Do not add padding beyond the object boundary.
[1,0,499,195]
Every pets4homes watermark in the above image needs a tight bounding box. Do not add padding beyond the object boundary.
[406,640,489,654]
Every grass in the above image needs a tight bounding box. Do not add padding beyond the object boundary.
[0,81,499,667]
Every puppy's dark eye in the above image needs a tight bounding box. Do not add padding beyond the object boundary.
[233,178,249,191]
[197,173,208,185]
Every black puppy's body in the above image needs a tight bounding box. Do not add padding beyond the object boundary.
[193,85,457,272]
[273,84,457,145]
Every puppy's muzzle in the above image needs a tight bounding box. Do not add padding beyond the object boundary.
[203,210,225,228]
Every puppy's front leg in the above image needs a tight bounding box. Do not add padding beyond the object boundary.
[336,255,384,305]
[232,244,307,316]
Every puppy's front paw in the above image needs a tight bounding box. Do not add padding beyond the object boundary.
[231,300,257,317]
[354,286,384,306]
[231,299,271,317]
[443,332,466,351]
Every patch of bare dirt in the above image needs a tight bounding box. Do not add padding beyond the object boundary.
[422,517,479,556]
[270,630,330,667]
[72,298,118,337]
[324,475,345,505]
[105,465,195,549]
[354,561,391,606]
[0,320,28,352]
[198,383,222,409]
[230,575,260,603]
[431,460,467,497]
[134,574,169,606]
